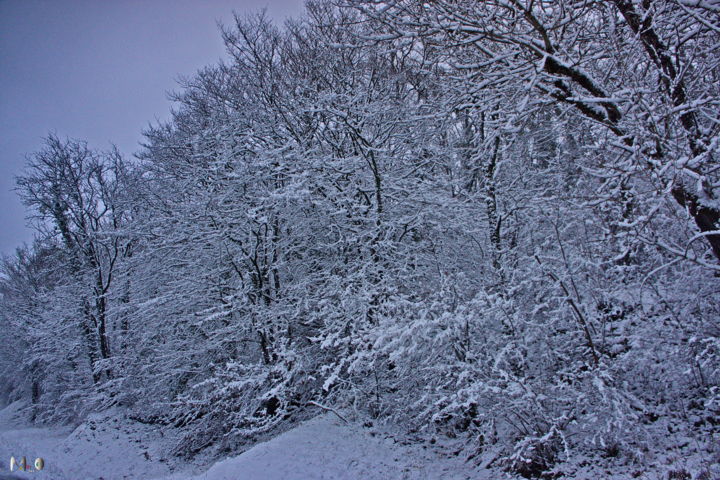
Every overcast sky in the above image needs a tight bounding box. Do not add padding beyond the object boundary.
[0,0,304,257]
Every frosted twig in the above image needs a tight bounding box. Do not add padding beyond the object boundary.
[308,401,349,424]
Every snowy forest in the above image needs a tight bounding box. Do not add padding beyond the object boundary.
[1,1,719,478]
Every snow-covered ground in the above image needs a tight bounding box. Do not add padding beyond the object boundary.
[166,414,481,480]
[0,402,483,480]
[0,401,185,479]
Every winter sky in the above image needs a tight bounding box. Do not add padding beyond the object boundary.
[0,0,303,257]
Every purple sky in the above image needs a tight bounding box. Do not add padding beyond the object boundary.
[0,0,303,257]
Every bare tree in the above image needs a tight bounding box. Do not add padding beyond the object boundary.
[17,135,131,385]
[350,0,720,261]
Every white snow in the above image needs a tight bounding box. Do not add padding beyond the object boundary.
[0,401,188,480]
[0,402,484,480]
[171,414,481,480]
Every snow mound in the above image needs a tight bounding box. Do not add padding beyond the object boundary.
[178,414,483,480]
[59,409,176,480]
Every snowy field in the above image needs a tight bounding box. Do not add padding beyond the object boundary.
[0,402,482,480]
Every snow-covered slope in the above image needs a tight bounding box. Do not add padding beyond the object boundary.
[0,402,482,480]
[0,401,72,480]
[0,401,188,479]
[172,414,481,480]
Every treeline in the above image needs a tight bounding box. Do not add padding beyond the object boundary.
[1,1,719,476]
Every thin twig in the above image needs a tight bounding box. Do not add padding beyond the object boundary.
[308,401,349,424]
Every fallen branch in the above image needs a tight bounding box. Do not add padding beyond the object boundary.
[308,401,349,424]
